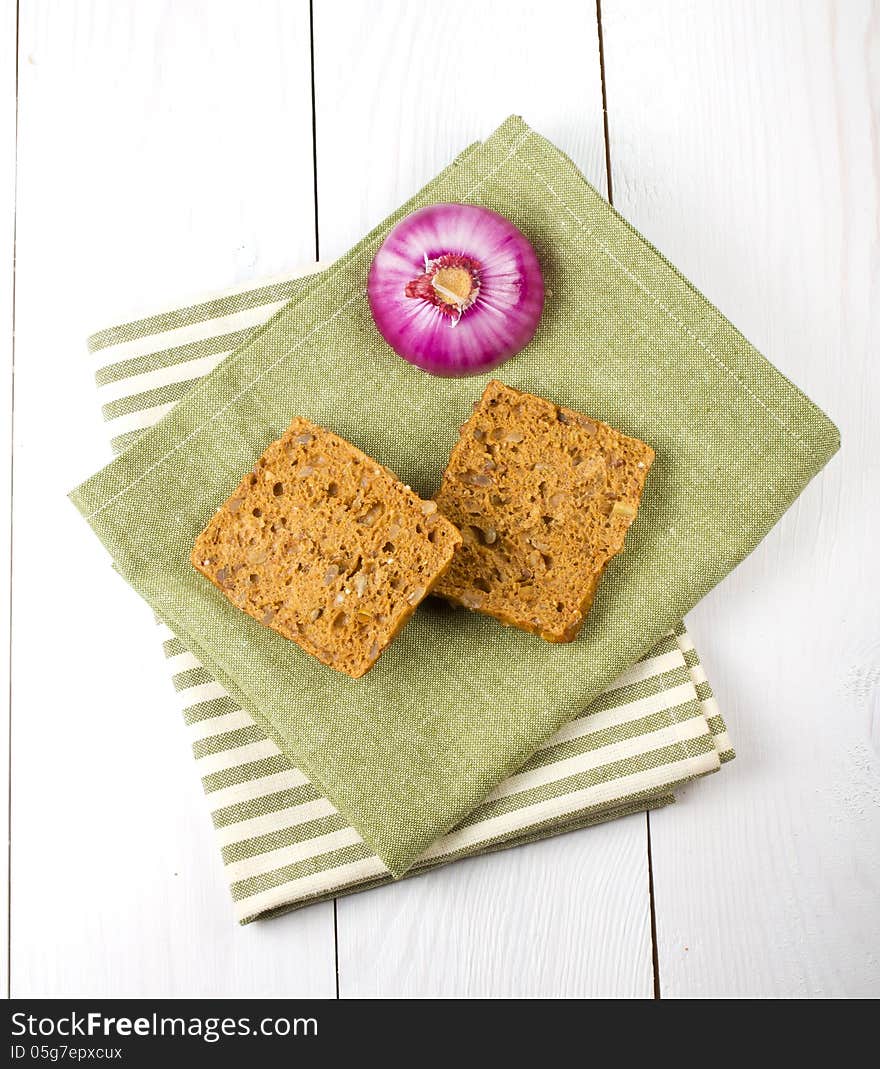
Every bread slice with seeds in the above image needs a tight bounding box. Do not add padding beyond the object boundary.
[433,380,654,642]
[192,418,462,678]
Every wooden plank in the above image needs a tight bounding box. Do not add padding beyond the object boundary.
[603,0,880,997]
[11,0,335,996]
[0,0,17,1000]
[314,0,655,997]
[336,816,653,998]
[314,0,611,259]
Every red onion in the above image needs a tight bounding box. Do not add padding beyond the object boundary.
[367,203,544,377]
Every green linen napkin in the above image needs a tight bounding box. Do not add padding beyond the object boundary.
[71,116,839,878]
[88,263,732,920]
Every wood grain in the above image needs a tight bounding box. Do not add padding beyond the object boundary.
[602,0,880,997]
[313,0,655,998]
[10,0,335,997]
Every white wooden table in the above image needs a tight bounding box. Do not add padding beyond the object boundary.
[4,0,879,998]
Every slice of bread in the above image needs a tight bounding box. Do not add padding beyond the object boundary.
[192,418,462,678]
[433,380,654,642]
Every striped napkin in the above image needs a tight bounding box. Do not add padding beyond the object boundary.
[90,265,733,923]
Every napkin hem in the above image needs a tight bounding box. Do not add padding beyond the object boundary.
[237,793,677,924]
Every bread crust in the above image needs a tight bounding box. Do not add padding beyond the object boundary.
[433,381,654,642]
[192,418,461,678]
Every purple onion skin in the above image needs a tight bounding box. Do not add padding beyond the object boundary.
[367,203,544,377]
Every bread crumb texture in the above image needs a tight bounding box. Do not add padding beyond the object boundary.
[434,380,654,642]
[192,418,461,678]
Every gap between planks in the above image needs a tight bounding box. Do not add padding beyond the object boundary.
[595,0,660,1000]
[309,0,339,998]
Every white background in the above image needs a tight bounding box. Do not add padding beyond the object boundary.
[3,0,879,998]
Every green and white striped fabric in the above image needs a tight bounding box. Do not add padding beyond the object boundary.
[89,265,734,924]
